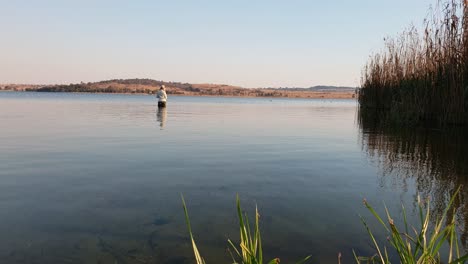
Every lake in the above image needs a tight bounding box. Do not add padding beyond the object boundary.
[0,92,466,264]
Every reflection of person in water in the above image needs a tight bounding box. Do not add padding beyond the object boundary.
[156,85,167,108]
[156,106,167,129]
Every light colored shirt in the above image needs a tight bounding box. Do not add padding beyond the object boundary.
[157,90,167,102]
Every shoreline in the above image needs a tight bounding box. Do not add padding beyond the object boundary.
[0,90,357,100]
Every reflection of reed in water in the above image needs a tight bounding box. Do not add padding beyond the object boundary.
[156,107,167,129]
[358,111,468,249]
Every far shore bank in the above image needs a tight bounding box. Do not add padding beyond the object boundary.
[0,78,357,100]
[0,90,357,100]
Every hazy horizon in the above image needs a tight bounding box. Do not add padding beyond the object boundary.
[1,0,433,88]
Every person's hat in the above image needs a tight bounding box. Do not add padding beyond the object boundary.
[160,85,165,89]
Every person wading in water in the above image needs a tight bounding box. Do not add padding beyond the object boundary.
[156,85,167,108]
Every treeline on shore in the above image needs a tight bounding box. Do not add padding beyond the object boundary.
[359,0,468,125]
[22,79,197,94]
[27,83,157,94]
[26,83,288,97]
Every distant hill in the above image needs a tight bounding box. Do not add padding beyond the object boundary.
[1,79,357,99]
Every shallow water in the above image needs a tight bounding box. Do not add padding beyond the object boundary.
[0,92,466,263]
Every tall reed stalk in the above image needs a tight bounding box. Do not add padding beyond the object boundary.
[359,0,468,125]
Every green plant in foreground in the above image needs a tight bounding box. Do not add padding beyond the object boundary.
[182,195,311,264]
[355,186,468,264]
[182,188,467,264]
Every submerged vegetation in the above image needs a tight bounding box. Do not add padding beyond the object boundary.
[359,0,468,125]
[183,191,467,264]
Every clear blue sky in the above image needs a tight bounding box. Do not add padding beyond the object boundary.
[0,0,433,87]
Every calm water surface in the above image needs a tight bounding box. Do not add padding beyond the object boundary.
[0,92,466,263]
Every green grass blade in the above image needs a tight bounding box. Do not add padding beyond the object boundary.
[236,194,249,261]
[364,199,390,233]
[352,250,360,264]
[295,255,311,264]
[402,203,409,236]
[256,206,263,264]
[228,239,242,260]
[181,195,206,264]
[359,215,386,264]
[227,247,239,264]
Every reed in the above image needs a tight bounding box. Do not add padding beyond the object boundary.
[359,0,468,125]
[355,186,468,264]
[182,193,467,264]
[181,195,311,264]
